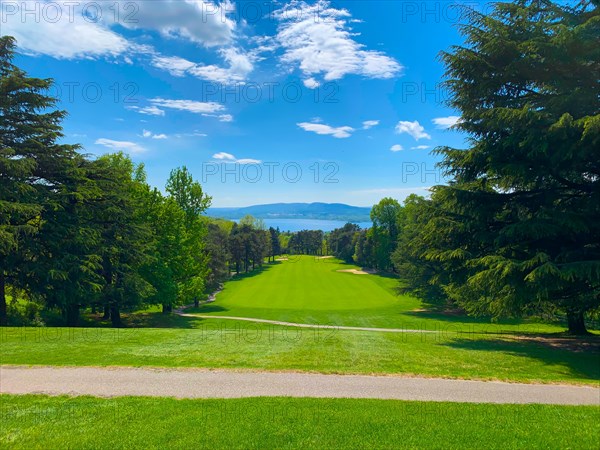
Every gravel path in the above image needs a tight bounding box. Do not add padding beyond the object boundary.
[176,313,437,333]
[1,366,598,405]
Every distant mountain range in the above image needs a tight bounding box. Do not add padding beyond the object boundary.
[206,203,372,222]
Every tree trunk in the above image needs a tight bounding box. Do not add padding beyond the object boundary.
[66,304,80,327]
[162,304,172,314]
[102,304,110,320]
[194,299,199,308]
[0,272,6,326]
[110,305,122,327]
[91,305,97,314]
[567,310,588,335]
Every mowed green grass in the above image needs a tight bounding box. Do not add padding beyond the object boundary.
[191,256,565,334]
[2,322,599,384]
[2,255,599,383]
[1,395,598,449]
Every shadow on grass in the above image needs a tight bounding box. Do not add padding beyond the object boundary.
[445,336,600,381]
[185,304,229,314]
[77,311,209,329]
[227,264,275,282]
[402,309,527,326]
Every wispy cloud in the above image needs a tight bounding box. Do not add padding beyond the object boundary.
[95,138,145,154]
[141,130,168,139]
[212,152,261,164]
[150,98,224,114]
[203,113,234,122]
[151,47,255,84]
[390,144,403,152]
[362,120,380,130]
[395,120,431,140]
[432,116,461,129]
[297,122,355,139]
[127,105,165,116]
[274,1,402,84]
[411,145,431,150]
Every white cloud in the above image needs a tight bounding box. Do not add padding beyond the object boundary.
[212,152,260,164]
[151,55,196,77]
[303,78,320,89]
[390,144,403,152]
[297,122,354,139]
[141,129,167,139]
[150,98,224,114]
[395,121,431,140]
[432,116,461,129]
[118,0,235,47]
[1,1,130,59]
[153,47,255,84]
[213,152,236,161]
[2,1,236,62]
[218,114,234,122]
[127,105,166,116]
[362,120,379,130]
[411,145,431,150]
[275,1,401,83]
[95,138,146,154]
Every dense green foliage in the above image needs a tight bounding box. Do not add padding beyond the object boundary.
[393,0,600,334]
[0,36,81,324]
[0,37,212,326]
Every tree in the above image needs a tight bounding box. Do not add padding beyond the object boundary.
[268,227,281,261]
[424,0,600,334]
[93,154,154,326]
[0,36,80,325]
[392,195,450,307]
[205,222,230,292]
[165,166,211,217]
[138,185,186,313]
[165,167,211,309]
[328,223,360,263]
[370,198,403,271]
[27,156,104,326]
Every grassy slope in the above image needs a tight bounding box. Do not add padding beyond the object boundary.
[1,395,599,449]
[2,256,598,384]
[1,322,598,384]
[189,257,565,333]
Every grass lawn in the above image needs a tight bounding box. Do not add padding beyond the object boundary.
[1,395,598,449]
[188,256,570,334]
[2,322,599,384]
[2,256,598,384]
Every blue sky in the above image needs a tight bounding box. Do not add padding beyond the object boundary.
[2,0,470,207]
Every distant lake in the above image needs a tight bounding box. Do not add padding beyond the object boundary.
[233,218,371,232]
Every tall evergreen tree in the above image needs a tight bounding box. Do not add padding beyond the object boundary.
[0,36,80,325]
[424,0,600,333]
[92,154,154,327]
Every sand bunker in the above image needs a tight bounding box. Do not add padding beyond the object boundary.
[337,268,377,275]
[275,257,289,261]
[316,255,334,259]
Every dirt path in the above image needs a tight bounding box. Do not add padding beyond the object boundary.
[1,366,598,404]
[175,313,436,333]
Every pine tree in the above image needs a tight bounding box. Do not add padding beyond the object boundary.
[426,1,600,334]
[0,36,80,325]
